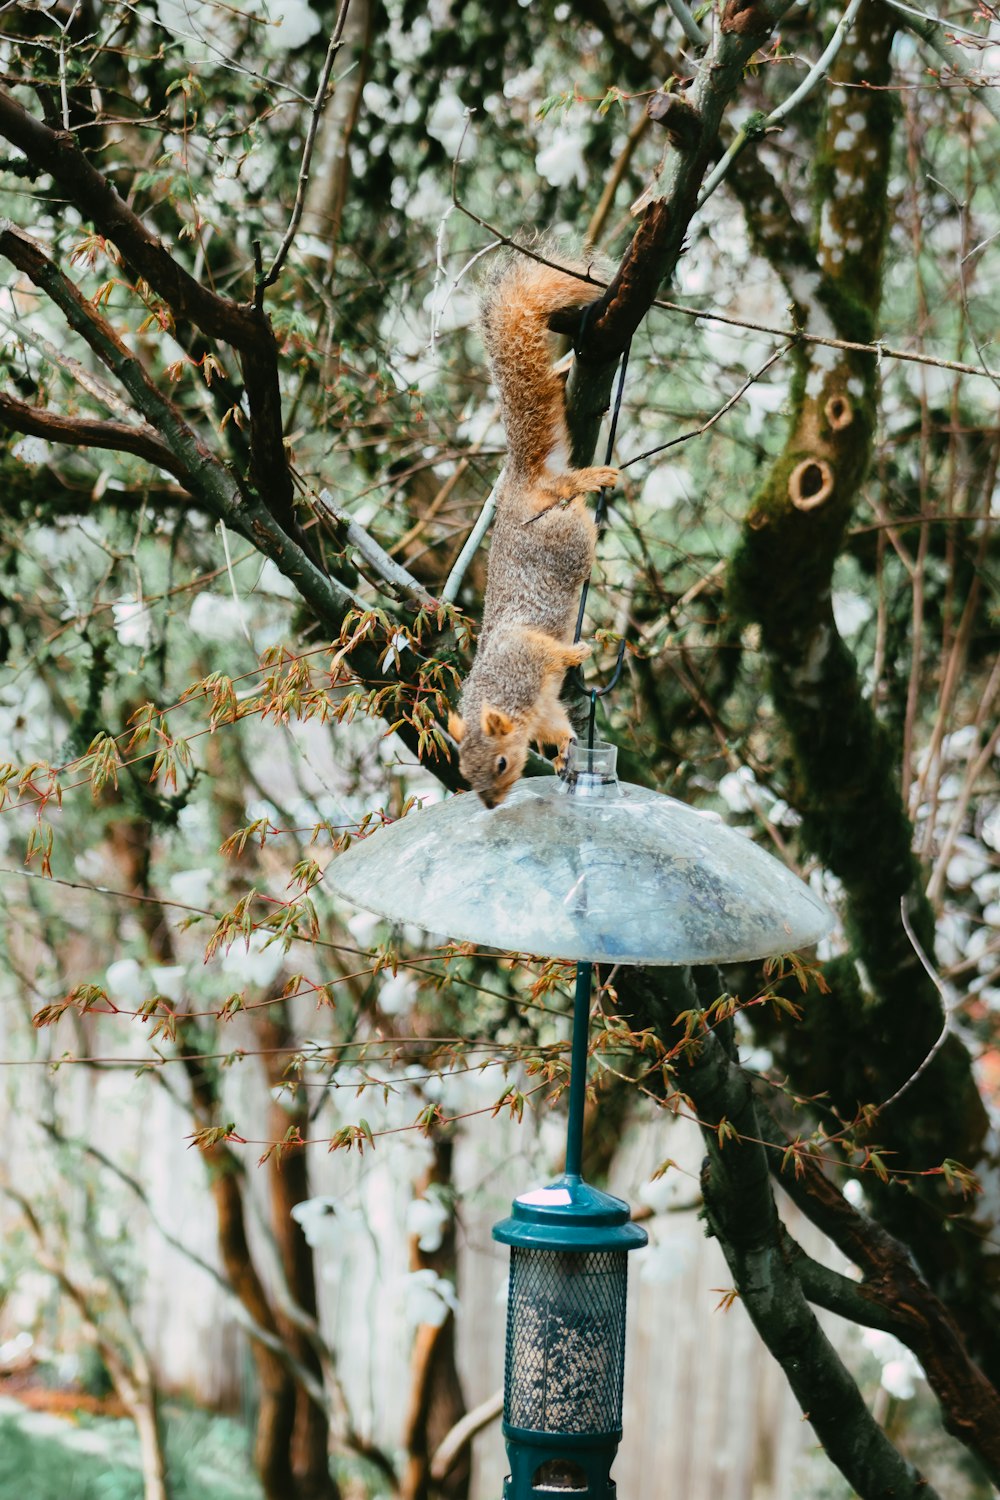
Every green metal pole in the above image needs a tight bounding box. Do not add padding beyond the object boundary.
[564,960,592,1178]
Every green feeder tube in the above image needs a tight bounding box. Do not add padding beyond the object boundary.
[493,960,648,1500]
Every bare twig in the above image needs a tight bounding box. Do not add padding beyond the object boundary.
[880,0,995,43]
[0,222,364,632]
[620,341,792,468]
[441,472,500,604]
[264,0,353,289]
[36,1126,332,1412]
[430,1388,503,1481]
[874,900,954,1114]
[314,488,436,607]
[0,309,150,422]
[698,0,866,206]
[885,0,1000,126]
[450,192,1000,383]
[0,88,257,349]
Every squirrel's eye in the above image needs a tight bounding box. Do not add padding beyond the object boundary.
[496,756,507,774]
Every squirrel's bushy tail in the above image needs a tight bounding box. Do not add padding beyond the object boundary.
[480,253,601,479]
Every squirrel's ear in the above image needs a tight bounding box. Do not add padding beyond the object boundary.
[447,711,466,743]
[481,704,514,738]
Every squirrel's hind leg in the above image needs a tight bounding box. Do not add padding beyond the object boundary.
[522,630,590,673]
[535,467,619,507]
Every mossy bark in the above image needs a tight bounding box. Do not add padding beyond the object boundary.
[724,1,999,1371]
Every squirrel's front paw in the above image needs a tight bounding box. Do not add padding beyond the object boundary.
[564,641,591,668]
[590,466,619,491]
[553,734,575,773]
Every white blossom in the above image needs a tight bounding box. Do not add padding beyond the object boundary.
[881,1357,919,1400]
[832,590,873,637]
[717,766,757,814]
[112,597,153,649]
[378,971,417,1017]
[426,92,470,157]
[535,125,588,190]
[947,847,991,889]
[638,1173,681,1214]
[403,1268,458,1327]
[150,965,186,1003]
[861,1327,923,1400]
[261,0,321,49]
[220,929,285,988]
[105,958,147,1006]
[981,805,1000,853]
[638,1240,690,1286]
[188,592,246,643]
[11,436,50,466]
[407,1195,450,1252]
[291,1196,360,1249]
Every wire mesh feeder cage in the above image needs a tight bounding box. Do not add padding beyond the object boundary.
[493,1179,646,1499]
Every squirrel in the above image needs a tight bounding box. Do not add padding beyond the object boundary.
[447,253,617,808]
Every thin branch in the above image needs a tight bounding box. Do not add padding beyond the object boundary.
[1,221,223,495]
[264,0,353,290]
[665,0,709,48]
[0,319,141,423]
[314,488,437,607]
[698,0,866,206]
[430,1388,503,1481]
[38,1125,331,1414]
[440,472,499,604]
[451,195,1000,383]
[872,898,953,1114]
[620,341,792,468]
[0,222,365,633]
[758,1108,1000,1479]
[884,0,1000,126]
[880,0,997,43]
[637,968,943,1500]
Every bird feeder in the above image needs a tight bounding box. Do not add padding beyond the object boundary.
[326,741,831,1499]
[493,1174,646,1500]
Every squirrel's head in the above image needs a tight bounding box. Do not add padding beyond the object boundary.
[448,705,528,809]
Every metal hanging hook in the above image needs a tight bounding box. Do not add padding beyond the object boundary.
[568,332,632,743]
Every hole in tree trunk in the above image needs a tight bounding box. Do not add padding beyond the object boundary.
[824,394,853,431]
[789,457,834,511]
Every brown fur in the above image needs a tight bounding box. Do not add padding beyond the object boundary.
[451,254,617,808]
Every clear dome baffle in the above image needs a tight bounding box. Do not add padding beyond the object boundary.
[326,745,832,965]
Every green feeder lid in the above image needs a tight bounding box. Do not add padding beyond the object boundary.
[493,1175,648,1252]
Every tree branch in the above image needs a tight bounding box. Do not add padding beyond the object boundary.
[721,0,998,1376]
[0,390,188,481]
[623,965,942,1500]
[315,487,437,607]
[0,221,368,632]
[699,0,866,206]
[0,87,258,351]
[263,0,354,290]
[882,0,1000,126]
[562,0,798,461]
[759,1110,1000,1481]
